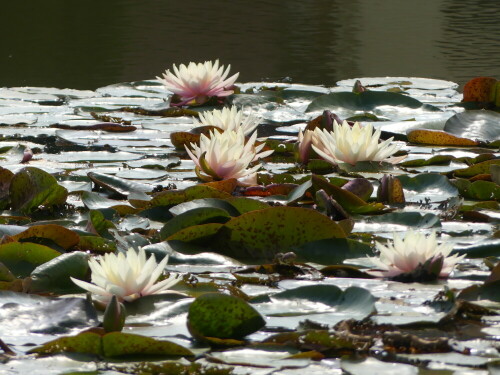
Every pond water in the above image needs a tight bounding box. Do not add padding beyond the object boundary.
[2,0,500,89]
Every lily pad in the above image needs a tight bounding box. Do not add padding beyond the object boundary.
[306,91,439,113]
[397,173,458,202]
[407,129,478,146]
[213,206,349,260]
[443,110,500,142]
[9,167,68,213]
[0,242,60,278]
[30,252,90,294]
[160,207,231,241]
[10,224,80,250]
[187,292,265,341]
[29,330,194,358]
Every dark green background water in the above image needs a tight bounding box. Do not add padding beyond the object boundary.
[2,0,499,89]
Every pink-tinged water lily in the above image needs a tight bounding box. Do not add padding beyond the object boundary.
[312,121,405,165]
[157,59,239,106]
[369,230,464,278]
[71,248,179,304]
[185,128,273,185]
[296,129,314,164]
[194,106,260,136]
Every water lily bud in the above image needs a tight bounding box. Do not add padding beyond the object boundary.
[103,295,126,332]
[377,174,405,204]
[342,178,373,201]
[352,80,367,93]
[21,147,33,163]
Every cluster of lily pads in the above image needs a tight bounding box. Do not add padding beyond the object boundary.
[0,60,499,373]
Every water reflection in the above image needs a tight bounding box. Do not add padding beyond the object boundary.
[1,0,498,89]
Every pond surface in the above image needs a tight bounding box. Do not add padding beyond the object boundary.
[2,0,500,89]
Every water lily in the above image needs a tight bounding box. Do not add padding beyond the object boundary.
[369,230,464,278]
[185,128,273,185]
[71,248,179,304]
[312,121,404,165]
[193,106,260,136]
[157,59,239,106]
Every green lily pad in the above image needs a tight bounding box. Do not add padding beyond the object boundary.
[9,167,68,213]
[0,242,60,278]
[148,185,231,208]
[28,330,194,358]
[30,252,90,294]
[444,110,500,142]
[160,207,231,241]
[293,238,372,265]
[452,179,500,201]
[87,172,152,195]
[187,292,265,341]
[312,175,387,214]
[453,159,500,178]
[306,91,439,113]
[213,206,348,260]
[397,173,459,202]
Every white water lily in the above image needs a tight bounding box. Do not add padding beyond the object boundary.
[312,121,405,165]
[71,248,179,304]
[194,106,260,135]
[157,59,239,106]
[369,230,464,278]
[185,128,273,185]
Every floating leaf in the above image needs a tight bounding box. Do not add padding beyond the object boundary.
[444,110,500,142]
[187,292,265,341]
[396,173,458,202]
[30,252,89,294]
[401,155,455,167]
[160,207,231,241]
[167,223,224,245]
[0,292,98,334]
[293,238,372,265]
[452,179,500,200]
[78,236,117,253]
[312,175,387,214]
[29,330,194,358]
[87,172,152,195]
[10,224,80,250]
[9,167,68,213]
[213,206,348,260]
[0,242,60,278]
[170,126,222,150]
[407,129,478,146]
[453,159,500,178]
[306,91,439,112]
[148,185,231,208]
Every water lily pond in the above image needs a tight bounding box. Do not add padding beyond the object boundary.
[0,76,499,374]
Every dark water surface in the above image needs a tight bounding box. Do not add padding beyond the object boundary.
[2,0,499,90]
